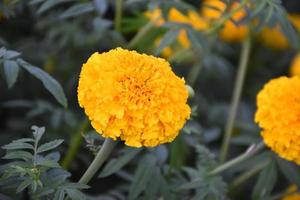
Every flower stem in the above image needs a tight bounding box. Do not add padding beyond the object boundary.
[209,141,264,176]
[114,0,123,32]
[219,36,251,163]
[229,160,268,191]
[79,138,116,184]
[62,119,89,169]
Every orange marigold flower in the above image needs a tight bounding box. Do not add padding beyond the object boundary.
[201,0,249,43]
[290,54,300,77]
[255,76,300,164]
[78,48,191,147]
[282,185,300,200]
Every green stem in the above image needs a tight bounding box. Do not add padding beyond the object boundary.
[187,63,203,87]
[209,141,264,176]
[114,0,123,32]
[128,18,157,49]
[79,138,116,184]
[229,160,268,191]
[205,0,250,35]
[219,36,251,163]
[62,119,89,169]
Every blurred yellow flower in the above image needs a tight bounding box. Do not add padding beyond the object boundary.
[255,76,300,165]
[144,8,165,26]
[290,54,300,77]
[145,7,208,49]
[282,185,300,200]
[155,38,173,58]
[259,14,300,50]
[78,48,191,147]
[201,0,249,42]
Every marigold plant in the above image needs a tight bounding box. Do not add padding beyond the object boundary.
[77,48,191,147]
[255,76,300,164]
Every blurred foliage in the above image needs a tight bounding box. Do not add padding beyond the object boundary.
[1,0,300,199]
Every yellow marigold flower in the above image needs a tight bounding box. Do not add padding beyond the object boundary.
[201,0,249,43]
[255,76,300,164]
[282,185,300,200]
[78,48,191,147]
[259,14,300,50]
[290,54,300,77]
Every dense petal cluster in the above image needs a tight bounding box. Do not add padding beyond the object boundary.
[255,76,300,164]
[78,48,191,147]
[282,185,300,200]
[290,54,300,77]
[259,14,300,50]
[202,0,249,42]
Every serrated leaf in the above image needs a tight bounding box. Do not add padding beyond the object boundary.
[59,3,94,19]
[31,126,45,142]
[37,139,63,153]
[53,190,65,200]
[18,59,67,107]
[16,178,32,193]
[3,60,19,88]
[37,0,74,14]
[99,148,141,178]
[66,189,87,200]
[2,142,34,150]
[252,160,277,200]
[3,151,33,161]
[155,29,180,55]
[42,168,71,187]
[36,158,60,168]
[129,155,156,200]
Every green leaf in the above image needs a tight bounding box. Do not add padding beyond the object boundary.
[18,59,67,107]
[3,50,20,60]
[53,190,65,200]
[2,151,33,161]
[155,29,180,55]
[59,3,94,19]
[63,183,90,190]
[37,139,64,153]
[3,60,19,88]
[2,142,34,150]
[31,126,45,142]
[66,189,87,200]
[129,155,156,200]
[37,0,74,14]
[16,178,32,193]
[276,157,300,189]
[99,148,141,178]
[11,138,35,143]
[36,158,60,168]
[252,160,277,200]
